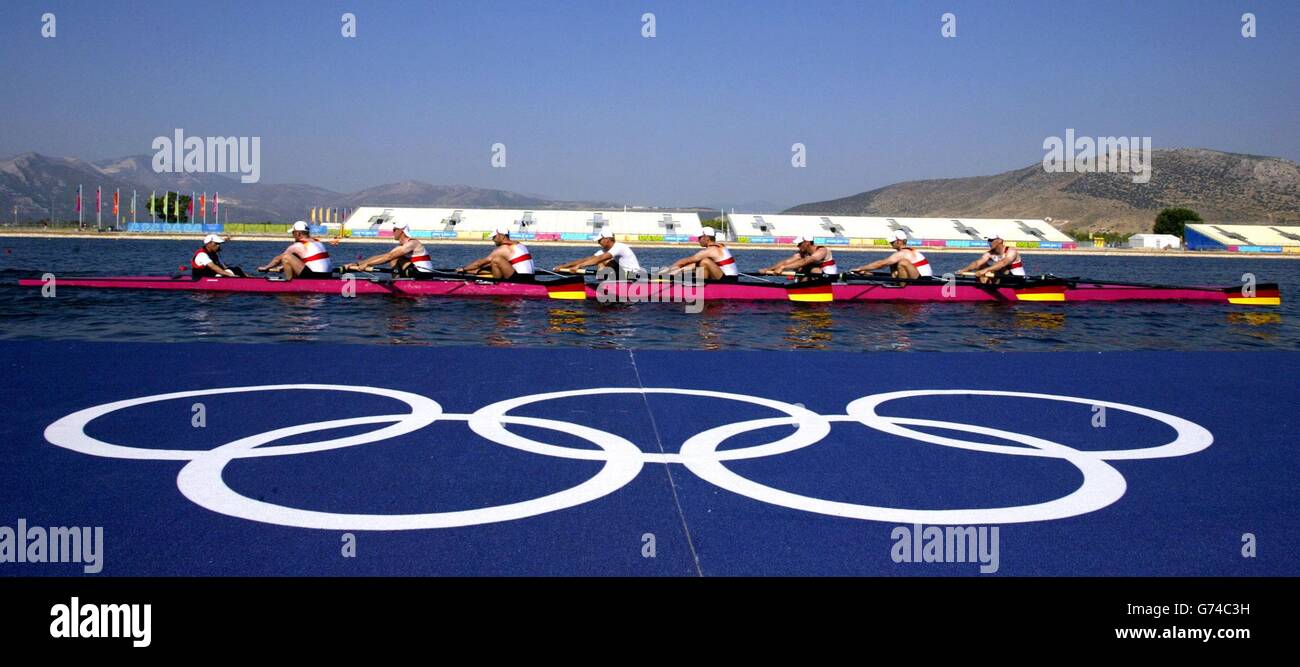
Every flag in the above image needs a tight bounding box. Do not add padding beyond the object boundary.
[173,192,180,220]
[96,187,101,213]
[214,192,219,220]
[149,190,155,215]
[76,185,82,213]
[311,207,317,223]
[113,190,119,217]
[200,193,206,221]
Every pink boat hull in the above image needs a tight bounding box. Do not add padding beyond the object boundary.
[17,276,1280,305]
[18,276,561,298]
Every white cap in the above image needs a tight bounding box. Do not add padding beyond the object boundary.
[202,234,225,245]
[494,227,511,236]
[891,230,909,242]
[391,220,410,231]
[792,235,813,245]
[985,233,1003,242]
[598,230,615,239]
[698,227,716,237]
[288,220,310,233]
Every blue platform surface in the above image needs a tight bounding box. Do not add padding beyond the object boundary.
[0,340,1296,577]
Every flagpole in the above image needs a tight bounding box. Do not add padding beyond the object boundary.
[77,185,83,229]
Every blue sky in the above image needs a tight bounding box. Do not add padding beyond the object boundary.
[1,0,1297,208]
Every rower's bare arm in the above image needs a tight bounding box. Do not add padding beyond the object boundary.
[353,249,397,270]
[983,254,1013,273]
[762,252,803,274]
[791,251,825,270]
[957,254,989,273]
[852,252,900,273]
[568,253,611,270]
[668,250,707,273]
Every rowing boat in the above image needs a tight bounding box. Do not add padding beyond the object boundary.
[16,274,1282,305]
[17,274,590,299]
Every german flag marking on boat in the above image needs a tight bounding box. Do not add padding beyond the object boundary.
[1228,296,1281,305]
[1226,286,1281,306]
[787,284,834,302]
[545,282,588,300]
[1014,285,1066,302]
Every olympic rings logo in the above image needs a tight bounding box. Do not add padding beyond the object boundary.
[43,385,1213,530]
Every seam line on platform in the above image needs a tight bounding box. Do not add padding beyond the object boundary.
[628,349,704,577]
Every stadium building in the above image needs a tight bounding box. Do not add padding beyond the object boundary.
[1184,223,1300,254]
[721,214,1077,249]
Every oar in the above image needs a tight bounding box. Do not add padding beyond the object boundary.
[738,272,787,284]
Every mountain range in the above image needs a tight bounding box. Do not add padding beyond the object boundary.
[0,153,623,223]
[3,148,1297,232]
[785,149,1300,233]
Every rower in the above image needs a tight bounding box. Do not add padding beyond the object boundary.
[554,230,642,278]
[849,230,932,279]
[344,220,435,278]
[257,221,333,280]
[759,235,837,277]
[957,234,1026,284]
[190,234,245,278]
[667,227,738,280]
[458,227,535,280]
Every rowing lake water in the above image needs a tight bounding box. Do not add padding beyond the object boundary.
[0,237,1296,352]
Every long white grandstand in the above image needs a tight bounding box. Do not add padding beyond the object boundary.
[334,206,1082,249]
[340,206,706,242]
[722,214,1077,249]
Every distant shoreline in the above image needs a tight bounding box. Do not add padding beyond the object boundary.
[1,229,1296,259]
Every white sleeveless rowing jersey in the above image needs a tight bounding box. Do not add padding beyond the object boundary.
[989,251,1025,276]
[817,248,838,276]
[294,240,332,273]
[902,248,933,277]
[597,242,642,273]
[711,244,739,277]
[405,241,435,273]
[507,243,535,275]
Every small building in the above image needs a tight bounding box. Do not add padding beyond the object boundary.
[1126,234,1181,249]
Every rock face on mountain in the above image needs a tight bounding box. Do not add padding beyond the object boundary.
[786,149,1300,233]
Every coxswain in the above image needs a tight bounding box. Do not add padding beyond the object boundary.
[458,228,535,279]
[190,234,245,278]
[850,230,933,279]
[344,220,436,277]
[257,221,333,280]
[956,234,1026,284]
[554,230,643,278]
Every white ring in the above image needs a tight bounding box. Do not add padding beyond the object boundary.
[468,387,830,463]
[681,413,1127,525]
[846,390,1214,460]
[44,384,442,460]
[176,414,643,530]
